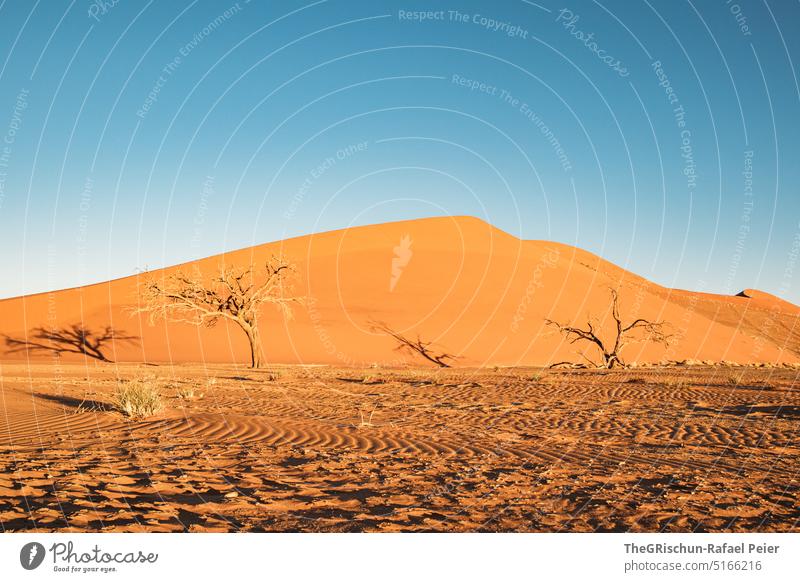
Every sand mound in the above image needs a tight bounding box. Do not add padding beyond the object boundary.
[1,216,798,366]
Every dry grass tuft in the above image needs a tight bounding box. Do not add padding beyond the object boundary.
[660,377,688,388]
[176,386,198,400]
[357,406,378,427]
[624,377,648,384]
[114,377,164,418]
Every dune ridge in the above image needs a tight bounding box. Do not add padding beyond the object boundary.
[1,215,798,367]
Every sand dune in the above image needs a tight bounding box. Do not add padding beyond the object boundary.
[1,216,798,367]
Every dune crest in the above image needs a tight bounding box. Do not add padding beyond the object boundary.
[1,216,798,367]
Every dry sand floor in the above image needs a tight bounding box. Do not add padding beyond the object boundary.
[0,363,798,532]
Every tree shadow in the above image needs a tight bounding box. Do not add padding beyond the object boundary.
[695,404,800,419]
[33,392,111,412]
[3,324,138,362]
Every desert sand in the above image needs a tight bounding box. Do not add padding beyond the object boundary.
[1,217,798,532]
[0,363,797,532]
[1,216,798,368]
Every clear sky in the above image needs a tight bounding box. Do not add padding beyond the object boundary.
[0,0,798,303]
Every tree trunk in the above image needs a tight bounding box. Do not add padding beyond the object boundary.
[239,319,266,368]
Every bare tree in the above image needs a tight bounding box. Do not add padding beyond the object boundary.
[544,288,671,369]
[370,320,457,368]
[132,257,302,368]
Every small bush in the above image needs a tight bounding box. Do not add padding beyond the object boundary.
[661,377,687,388]
[114,377,163,418]
[176,386,196,400]
[358,406,378,427]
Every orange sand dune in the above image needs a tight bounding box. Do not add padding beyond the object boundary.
[1,216,799,367]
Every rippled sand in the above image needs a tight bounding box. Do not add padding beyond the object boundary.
[1,363,798,532]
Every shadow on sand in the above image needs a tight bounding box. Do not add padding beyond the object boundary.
[696,404,800,419]
[3,324,138,362]
[32,391,112,412]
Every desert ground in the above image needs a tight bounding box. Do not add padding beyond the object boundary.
[1,362,798,532]
[1,217,798,532]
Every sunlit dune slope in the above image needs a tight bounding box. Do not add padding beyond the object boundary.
[1,216,798,367]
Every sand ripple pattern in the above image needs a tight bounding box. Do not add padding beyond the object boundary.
[2,365,799,532]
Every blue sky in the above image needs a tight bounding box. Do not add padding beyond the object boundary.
[0,0,798,302]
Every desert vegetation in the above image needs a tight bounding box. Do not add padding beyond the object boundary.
[113,376,164,418]
[133,257,302,368]
[370,320,458,368]
[545,288,672,369]
[1,219,798,534]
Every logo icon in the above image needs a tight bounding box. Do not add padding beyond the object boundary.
[390,234,413,292]
[20,542,46,570]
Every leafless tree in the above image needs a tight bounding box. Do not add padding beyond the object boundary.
[370,320,457,368]
[545,288,671,369]
[132,257,302,368]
